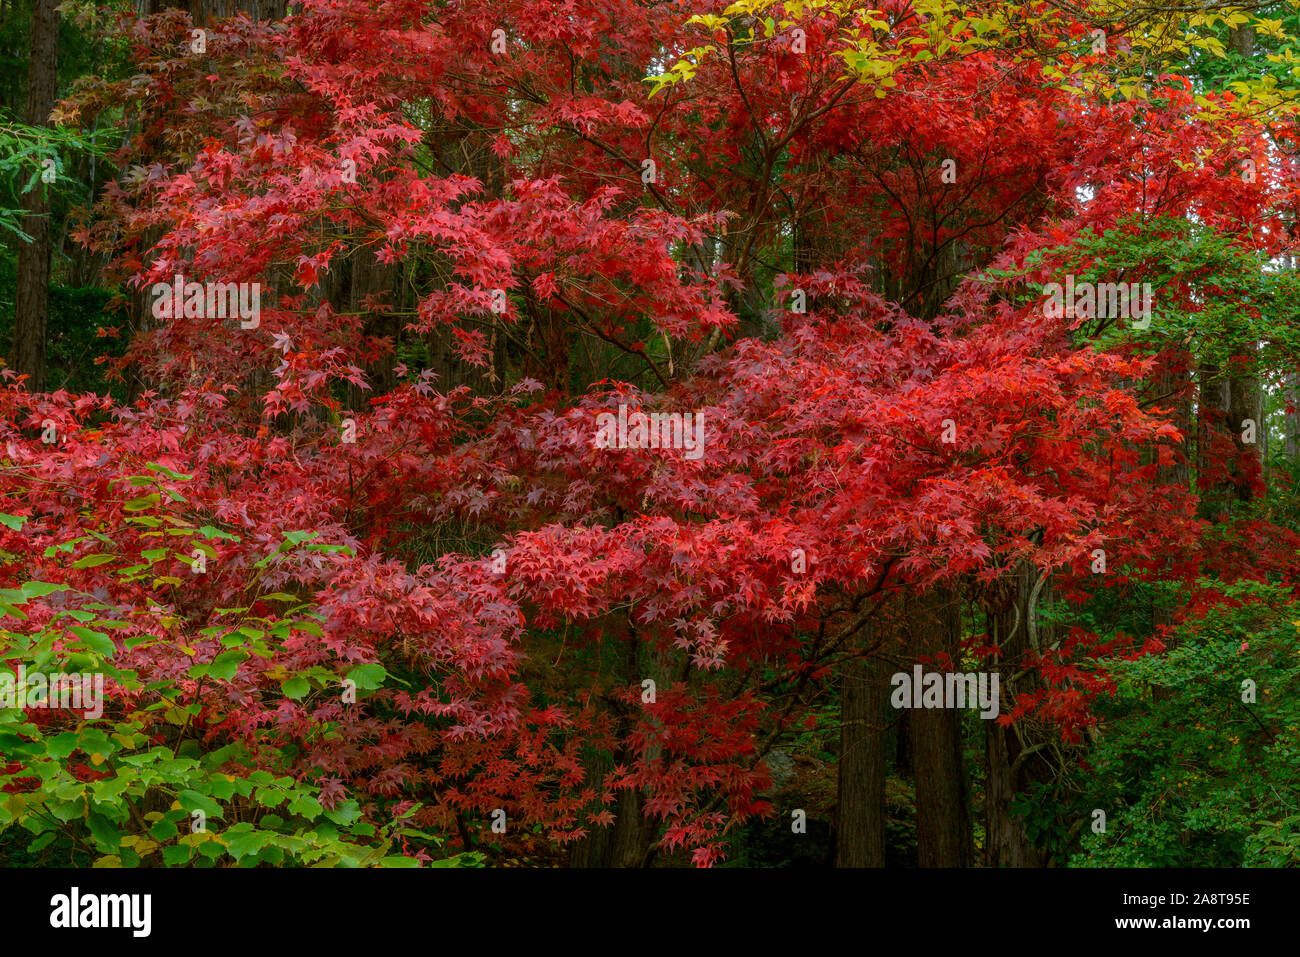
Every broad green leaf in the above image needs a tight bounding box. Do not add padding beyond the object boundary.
[178,790,223,820]
[208,650,247,681]
[346,663,386,691]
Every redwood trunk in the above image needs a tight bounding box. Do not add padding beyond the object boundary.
[836,642,888,867]
[907,590,973,867]
[11,0,59,391]
[983,563,1052,867]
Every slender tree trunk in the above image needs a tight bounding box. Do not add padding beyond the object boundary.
[1285,371,1300,461]
[983,563,1050,867]
[1224,22,1265,503]
[344,248,399,411]
[566,748,615,867]
[1199,359,1264,514]
[1157,353,1194,490]
[836,628,888,867]
[608,787,651,868]
[1228,370,1265,502]
[1197,364,1231,519]
[907,589,973,867]
[11,0,59,391]
[1230,22,1255,59]
[568,612,655,867]
[1151,354,1194,630]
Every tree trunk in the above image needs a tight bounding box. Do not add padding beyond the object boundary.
[566,747,614,867]
[907,588,973,867]
[1156,352,1193,490]
[1285,371,1300,461]
[1196,363,1231,519]
[344,248,400,412]
[1229,22,1255,59]
[11,0,59,391]
[835,633,888,867]
[983,562,1050,867]
[567,612,655,867]
[1198,359,1264,515]
[1228,369,1264,502]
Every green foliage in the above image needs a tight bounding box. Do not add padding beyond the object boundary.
[0,255,128,398]
[0,572,480,866]
[0,465,478,867]
[988,215,1300,376]
[0,120,115,241]
[1068,580,1300,866]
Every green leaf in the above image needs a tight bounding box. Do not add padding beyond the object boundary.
[77,728,111,754]
[91,775,131,803]
[86,811,124,851]
[31,634,55,670]
[0,513,26,531]
[145,463,194,481]
[288,794,322,818]
[208,650,247,682]
[208,777,238,801]
[68,626,115,657]
[71,554,116,569]
[226,829,271,861]
[21,582,69,599]
[47,731,79,759]
[161,845,191,865]
[323,801,362,826]
[151,817,178,841]
[254,786,288,808]
[178,790,223,820]
[281,677,310,700]
[346,663,387,691]
[43,537,91,558]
